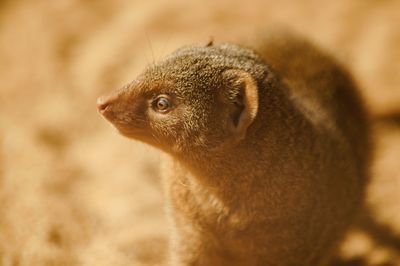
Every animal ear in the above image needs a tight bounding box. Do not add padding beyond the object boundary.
[222,70,259,141]
[205,36,214,47]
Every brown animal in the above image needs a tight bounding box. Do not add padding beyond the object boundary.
[97,31,370,265]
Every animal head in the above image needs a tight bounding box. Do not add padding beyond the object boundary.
[97,43,269,156]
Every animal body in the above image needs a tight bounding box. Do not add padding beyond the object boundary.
[97,31,370,265]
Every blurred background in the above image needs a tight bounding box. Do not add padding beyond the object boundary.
[0,0,399,265]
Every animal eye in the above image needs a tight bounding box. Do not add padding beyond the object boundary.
[153,95,172,113]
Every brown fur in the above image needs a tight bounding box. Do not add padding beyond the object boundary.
[97,31,370,265]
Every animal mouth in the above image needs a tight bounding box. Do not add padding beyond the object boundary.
[98,105,109,114]
[97,106,115,123]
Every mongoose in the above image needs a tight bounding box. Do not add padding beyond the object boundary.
[97,31,370,265]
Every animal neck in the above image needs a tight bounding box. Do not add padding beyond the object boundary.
[173,85,310,204]
[173,131,285,205]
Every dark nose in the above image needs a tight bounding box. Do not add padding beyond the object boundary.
[97,94,118,113]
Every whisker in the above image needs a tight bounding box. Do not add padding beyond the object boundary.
[160,33,171,60]
[145,30,155,64]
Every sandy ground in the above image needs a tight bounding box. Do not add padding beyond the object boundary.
[0,0,399,265]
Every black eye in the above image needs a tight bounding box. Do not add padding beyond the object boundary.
[153,95,172,113]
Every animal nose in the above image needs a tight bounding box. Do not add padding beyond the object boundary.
[97,94,118,113]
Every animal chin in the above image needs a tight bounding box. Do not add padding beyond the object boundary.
[114,125,152,142]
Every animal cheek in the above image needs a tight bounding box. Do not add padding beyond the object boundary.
[149,120,174,139]
[191,134,207,148]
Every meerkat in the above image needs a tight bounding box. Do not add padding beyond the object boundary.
[97,31,370,265]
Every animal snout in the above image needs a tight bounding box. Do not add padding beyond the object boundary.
[97,93,118,113]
